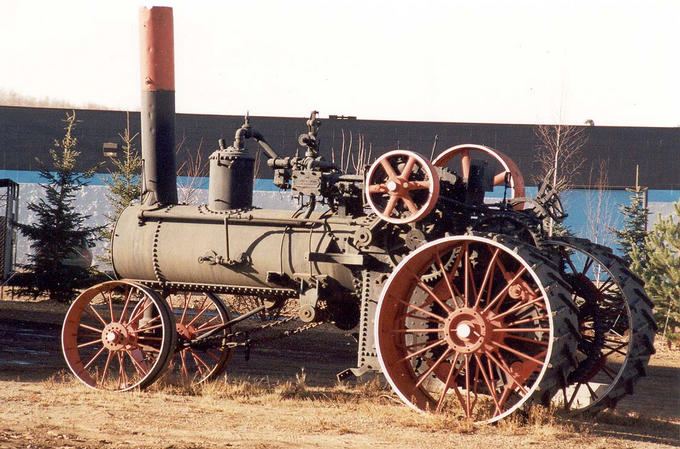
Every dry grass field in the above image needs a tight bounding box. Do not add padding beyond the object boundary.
[1,297,678,449]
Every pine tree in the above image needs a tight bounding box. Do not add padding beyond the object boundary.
[18,112,102,302]
[98,113,142,265]
[614,180,649,269]
[635,200,680,346]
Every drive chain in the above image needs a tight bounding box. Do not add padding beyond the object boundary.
[190,315,324,352]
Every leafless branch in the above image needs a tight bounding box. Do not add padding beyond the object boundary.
[176,136,207,205]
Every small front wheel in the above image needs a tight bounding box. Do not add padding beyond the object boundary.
[61,280,176,391]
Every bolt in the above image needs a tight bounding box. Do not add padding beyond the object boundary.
[386,181,398,192]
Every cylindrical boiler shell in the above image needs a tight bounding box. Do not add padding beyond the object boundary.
[111,204,356,292]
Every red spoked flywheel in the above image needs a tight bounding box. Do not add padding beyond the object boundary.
[433,144,525,210]
[365,150,440,224]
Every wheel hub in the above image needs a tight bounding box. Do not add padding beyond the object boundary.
[443,308,488,353]
[102,322,135,350]
[176,323,198,340]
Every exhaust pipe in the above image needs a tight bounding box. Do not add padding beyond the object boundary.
[139,6,177,206]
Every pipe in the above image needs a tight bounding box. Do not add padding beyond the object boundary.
[139,6,178,206]
[231,119,280,159]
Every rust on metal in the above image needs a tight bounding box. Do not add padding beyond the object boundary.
[139,6,174,92]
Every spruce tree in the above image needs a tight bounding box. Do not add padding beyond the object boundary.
[614,183,649,269]
[18,112,102,302]
[98,113,142,265]
[635,200,680,346]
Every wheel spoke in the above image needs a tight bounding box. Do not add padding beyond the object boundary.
[415,349,452,388]
[126,349,149,377]
[394,338,447,365]
[490,340,546,367]
[79,323,103,333]
[600,364,619,381]
[128,299,154,325]
[404,312,442,324]
[435,352,462,412]
[179,350,190,382]
[463,243,470,306]
[582,257,595,276]
[119,287,135,323]
[196,314,221,330]
[77,339,102,349]
[383,195,399,217]
[563,252,579,275]
[368,183,388,194]
[475,248,500,308]
[482,266,528,313]
[505,334,549,346]
[205,349,222,362]
[136,322,164,333]
[492,327,551,333]
[436,252,459,309]
[597,278,615,294]
[460,149,470,179]
[390,328,444,334]
[380,158,399,179]
[395,298,446,323]
[464,354,472,417]
[406,268,453,313]
[504,314,550,327]
[116,352,126,389]
[493,171,509,186]
[86,305,108,327]
[99,350,114,386]
[401,196,418,214]
[189,349,211,375]
[405,180,431,190]
[485,350,528,395]
[186,295,211,327]
[83,346,106,370]
[492,296,547,321]
[464,244,478,305]
[106,291,116,322]
[400,156,417,178]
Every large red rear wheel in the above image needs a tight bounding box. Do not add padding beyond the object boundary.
[375,236,577,422]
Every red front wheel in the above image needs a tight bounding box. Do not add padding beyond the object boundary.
[61,281,176,391]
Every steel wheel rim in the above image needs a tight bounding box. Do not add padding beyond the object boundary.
[375,236,555,423]
[61,280,175,391]
[548,242,632,412]
[166,292,233,384]
[365,150,440,224]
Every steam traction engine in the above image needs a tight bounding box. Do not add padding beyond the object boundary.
[61,7,655,423]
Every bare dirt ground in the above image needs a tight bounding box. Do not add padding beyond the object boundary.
[1,297,679,449]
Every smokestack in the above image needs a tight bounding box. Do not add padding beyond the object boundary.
[139,6,177,206]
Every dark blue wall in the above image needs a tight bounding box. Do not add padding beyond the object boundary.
[1,105,678,189]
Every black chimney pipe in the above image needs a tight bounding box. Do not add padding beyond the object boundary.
[139,6,177,206]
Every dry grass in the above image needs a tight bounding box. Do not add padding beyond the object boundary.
[1,372,677,449]
[2,297,678,448]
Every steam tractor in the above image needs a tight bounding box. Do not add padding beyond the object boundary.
[61,7,655,423]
